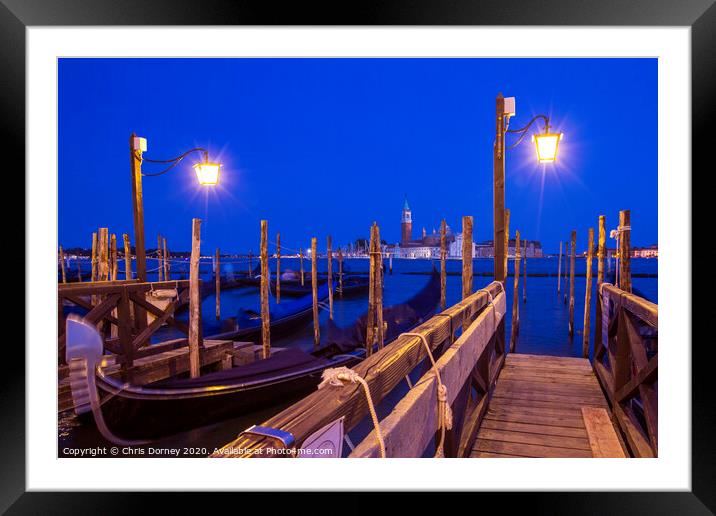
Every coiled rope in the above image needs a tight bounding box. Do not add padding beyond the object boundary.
[318,366,386,458]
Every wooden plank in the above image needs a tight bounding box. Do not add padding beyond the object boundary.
[188,218,202,378]
[484,410,586,429]
[103,340,235,386]
[477,428,591,451]
[473,439,592,458]
[480,418,588,439]
[471,450,528,458]
[581,407,626,458]
[349,288,506,458]
[491,394,607,409]
[211,282,504,458]
[506,354,592,367]
[487,405,585,419]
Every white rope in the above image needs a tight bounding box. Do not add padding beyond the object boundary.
[318,366,386,458]
[400,332,453,458]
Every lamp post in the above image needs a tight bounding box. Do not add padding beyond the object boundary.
[492,94,562,283]
[129,133,221,284]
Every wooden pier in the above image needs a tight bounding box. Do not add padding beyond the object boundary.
[211,209,657,459]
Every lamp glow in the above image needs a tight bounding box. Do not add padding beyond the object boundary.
[532,132,563,163]
[194,162,221,185]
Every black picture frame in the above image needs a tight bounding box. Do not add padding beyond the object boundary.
[3,0,711,512]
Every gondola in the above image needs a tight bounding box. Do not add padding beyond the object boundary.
[269,272,370,298]
[65,271,439,442]
[205,283,331,342]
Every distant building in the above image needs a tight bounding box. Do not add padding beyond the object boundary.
[449,233,477,258]
[632,245,658,258]
[385,196,455,259]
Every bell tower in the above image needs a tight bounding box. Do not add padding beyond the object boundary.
[401,196,412,245]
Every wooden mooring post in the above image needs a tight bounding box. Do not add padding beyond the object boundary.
[123,234,132,280]
[215,247,221,320]
[248,251,253,276]
[76,259,82,282]
[366,222,384,355]
[163,237,169,280]
[564,238,569,304]
[98,228,109,281]
[299,247,305,286]
[110,234,118,281]
[389,252,393,274]
[59,246,67,283]
[91,232,98,283]
[261,221,271,359]
[157,234,164,282]
[522,239,527,303]
[276,233,281,303]
[569,230,576,337]
[311,237,319,350]
[557,240,562,294]
[338,248,343,297]
[327,236,333,319]
[510,230,521,352]
[594,216,606,348]
[462,216,473,300]
[188,218,203,378]
[440,219,447,310]
[503,209,510,282]
[619,209,632,293]
[583,227,594,357]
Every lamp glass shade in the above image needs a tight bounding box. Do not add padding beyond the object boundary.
[533,132,563,163]
[194,162,221,185]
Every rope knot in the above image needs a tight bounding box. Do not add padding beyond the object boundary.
[318,366,361,389]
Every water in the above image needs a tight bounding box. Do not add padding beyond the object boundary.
[58,257,657,456]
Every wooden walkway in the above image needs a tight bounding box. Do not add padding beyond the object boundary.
[471,353,626,458]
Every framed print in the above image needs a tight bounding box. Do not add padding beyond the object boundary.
[4,0,713,512]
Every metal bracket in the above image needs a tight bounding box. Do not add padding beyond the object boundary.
[242,425,295,448]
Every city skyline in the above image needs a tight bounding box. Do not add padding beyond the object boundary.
[59,58,657,254]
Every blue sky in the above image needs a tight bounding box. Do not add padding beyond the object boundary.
[59,58,657,253]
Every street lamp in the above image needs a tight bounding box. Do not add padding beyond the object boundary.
[493,94,563,283]
[129,133,222,286]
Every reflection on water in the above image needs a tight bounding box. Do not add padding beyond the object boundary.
[58,257,657,456]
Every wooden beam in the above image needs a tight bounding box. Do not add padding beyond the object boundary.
[215,247,221,320]
[462,215,473,300]
[440,219,447,310]
[211,281,504,458]
[261,221,271,358]
[583,228,594,357]
[619,210,632,293]
[569,230,576,337]
[350,289,506,457]
[123,234,132,280]
[493,93,506,284]
[59,246,67,283]
[509,230,521,353]
[276,232,281,304]
[557,240,562,294]
[311,236,319,350]
[338,248,343,297]
[327,235,333,319]
[503,208,510,284]
[188,218,202,378]
[110,234,118,281]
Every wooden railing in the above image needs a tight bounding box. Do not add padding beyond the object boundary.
[593,283,658,457]
[212,281,505,458]
[58,279,192,368]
